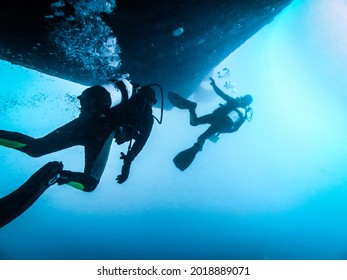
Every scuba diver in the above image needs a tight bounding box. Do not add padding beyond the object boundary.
[0,79,163,227]
[0,79,160,189]
[168,77,253,171]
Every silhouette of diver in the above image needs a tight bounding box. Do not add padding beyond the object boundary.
[0,79,161,227]
[169,77,253,171]
[0,80,158,190]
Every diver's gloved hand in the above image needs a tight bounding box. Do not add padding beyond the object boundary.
[117,161,131,184]
[116,152,132,184]
[116,165,130,184]
[209,77,216,85]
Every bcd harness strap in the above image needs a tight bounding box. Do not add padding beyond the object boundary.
[114,80,129,104]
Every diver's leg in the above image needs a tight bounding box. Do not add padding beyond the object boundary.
[173,125,217,171]
[57,131,115,192]
[0,118,86,157]
[189,109,199,126]
[196,125,219,149]
[190,112,214,126]
[0,130,35,149]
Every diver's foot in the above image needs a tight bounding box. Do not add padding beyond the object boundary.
[168,92,197,110]
[47,162,63,186]
[47,173,60,186]
[56,170,72,186]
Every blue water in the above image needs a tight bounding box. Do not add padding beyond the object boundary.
[1,0,347,260]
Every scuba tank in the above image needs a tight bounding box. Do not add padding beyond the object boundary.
[107,77,134,108]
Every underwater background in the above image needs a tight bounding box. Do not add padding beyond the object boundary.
[1,0,347,260]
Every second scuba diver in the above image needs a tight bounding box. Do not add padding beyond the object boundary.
[169,77,253,171]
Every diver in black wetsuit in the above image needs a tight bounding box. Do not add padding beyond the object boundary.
[169,77,253,171]
[0,80,157,191]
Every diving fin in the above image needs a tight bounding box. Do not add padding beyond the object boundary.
[168,92,197,110]
[0,161,63,228]
[173,143,201,171]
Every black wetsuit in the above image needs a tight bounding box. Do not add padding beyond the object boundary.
[190,99,245,146]
[0,92,154,191]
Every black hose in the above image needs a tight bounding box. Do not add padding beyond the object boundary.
[145,83,164,124]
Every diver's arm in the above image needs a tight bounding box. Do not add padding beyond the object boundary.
[209,78,233,102]
[127,116,153,160]
[126,132,150,161]
[116,117,154,184]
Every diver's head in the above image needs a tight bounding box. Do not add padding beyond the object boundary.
[78,85,111,115]
[238,94,253,108]
[139,86,157,105]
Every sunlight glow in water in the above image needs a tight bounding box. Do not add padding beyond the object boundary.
[1,0,347,260]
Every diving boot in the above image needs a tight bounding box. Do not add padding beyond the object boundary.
[46,161,64,186]
[168,92,197,111]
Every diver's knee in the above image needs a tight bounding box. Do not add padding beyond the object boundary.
[189,117,198,126]
[28,151,43,158]
[24,148,45,158]
[82,178,99,192]
[20,139,45,157]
